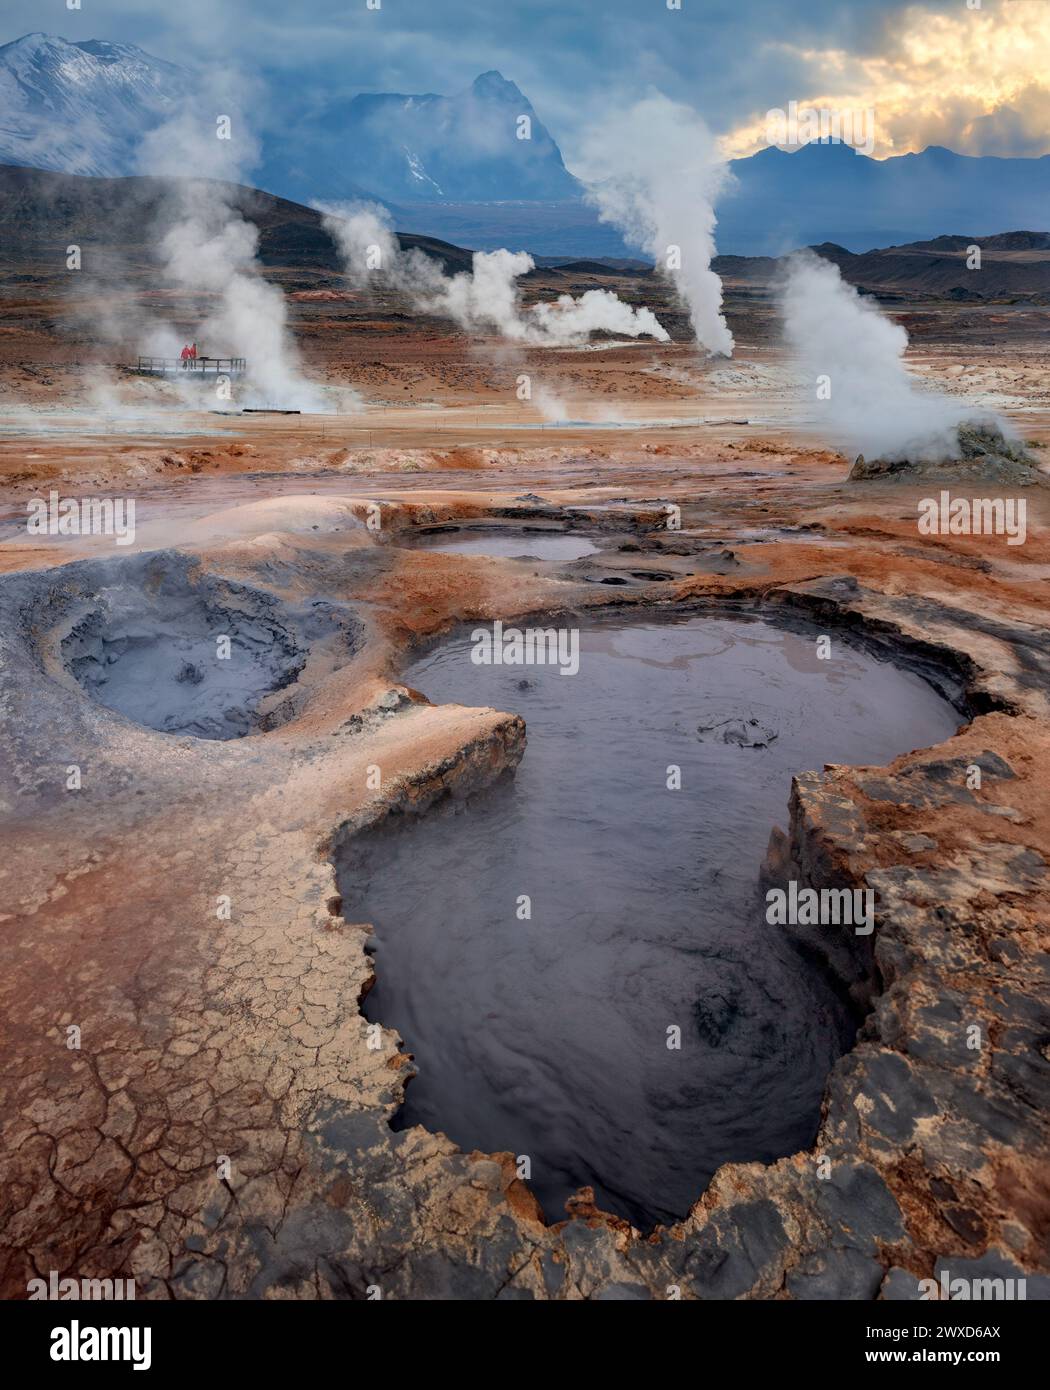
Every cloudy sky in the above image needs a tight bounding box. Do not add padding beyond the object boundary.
[5,0,1050,162]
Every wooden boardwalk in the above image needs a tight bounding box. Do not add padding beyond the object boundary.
[136,355,247,379]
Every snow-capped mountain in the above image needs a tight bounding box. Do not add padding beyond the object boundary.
[259,70,581,205]
[0,32,186,176]
[0,36,577,206]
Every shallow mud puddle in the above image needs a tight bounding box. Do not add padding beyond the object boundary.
[339,614,959,1228]
[410,529,600,560]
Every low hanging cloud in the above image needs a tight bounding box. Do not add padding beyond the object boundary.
[576,95,734,357]
[319,201,668,346]
[780,252,984,460]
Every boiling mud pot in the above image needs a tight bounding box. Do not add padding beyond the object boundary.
[57,555,358,740]
[338,614,959,1229]
[411,529,599,561]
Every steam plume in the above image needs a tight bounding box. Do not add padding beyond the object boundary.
[320,203,668,346]
[577,96,733,357]
[781,253,980,460]
[99,82,338,412]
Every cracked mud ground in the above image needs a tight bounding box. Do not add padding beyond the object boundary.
[1,418,1049,1300]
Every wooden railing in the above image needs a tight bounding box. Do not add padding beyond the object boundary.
[136,356,247,377]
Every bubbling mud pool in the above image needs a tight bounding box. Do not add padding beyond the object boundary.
[337,613,959,1229]
[409,529,600,561]
[53,553,360,740]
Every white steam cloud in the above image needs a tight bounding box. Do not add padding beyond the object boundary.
[320,202,668,347]
[152,191,330,410]
[318,203,394,288]
[107,81,338,412]
[781,253,976,460]
[577,95,733,357]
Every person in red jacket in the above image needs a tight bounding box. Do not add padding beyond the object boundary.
[179,344,191,369]
[189,342,198,360]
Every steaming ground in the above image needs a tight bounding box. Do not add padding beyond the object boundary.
[0,75,1048,1290]
[780,254,1014,462]
[322,203,669,351]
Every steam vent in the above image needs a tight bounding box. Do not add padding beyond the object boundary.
[0,2,1048,1362]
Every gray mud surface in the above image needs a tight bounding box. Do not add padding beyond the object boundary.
[339,613,959,1228]
[407,527,601,561]
[9,551,362,739]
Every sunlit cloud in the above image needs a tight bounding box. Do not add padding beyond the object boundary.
[722,2,1050,160]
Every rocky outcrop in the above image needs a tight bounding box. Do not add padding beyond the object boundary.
[850,423,1043,485]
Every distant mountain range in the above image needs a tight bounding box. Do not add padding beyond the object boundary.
[712,230,1050,304]
[2,31,1049,258]
[0,35,575,202]
[718,141,1050,258]
[4,165,1047,307]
